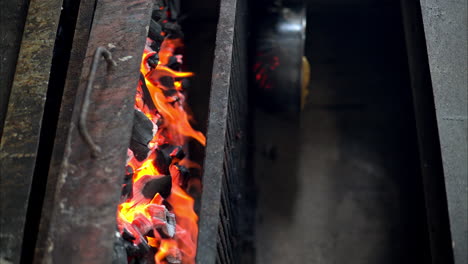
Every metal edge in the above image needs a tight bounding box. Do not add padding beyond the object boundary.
[196,0,238,263]
[0,0,64,262]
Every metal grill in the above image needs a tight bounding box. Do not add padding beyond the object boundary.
[196,0,252,263]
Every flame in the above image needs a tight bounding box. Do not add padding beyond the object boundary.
[116,33,204,263]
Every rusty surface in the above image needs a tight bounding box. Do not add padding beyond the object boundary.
[196,0,239,263]
[0,0,64,263]
[33,0,98,262]
[38,0,153,263]
[0,0,30,137]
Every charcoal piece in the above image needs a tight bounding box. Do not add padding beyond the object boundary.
[132,215,153,236]
[139,74,156,110]
[162,211,176,238]
[123,166,134,197]
[121,181,133,198]
[154,151,171,175]
[137,239,151,255]
[112,234,128,264]
[147,54,159,68]
[154,145,184,174]
[126,165,134,177]
[163,246,182,264]
[151,9,164,21]
[167,0,180,21]
[166,56,180,69]
[134,248,157,264]
[162,88,177,97]
[163,22,183,39]
[122,228,136,241]
[163,22,181,32]
[163,200,173,211]
[124,241,140,257]
[142,175,172,199]
[148,19,164,43]
[159,76,174,89]
[145,229,155,238]
[130,110,154,161]
[153,0,165,9]
[132,110,154,145]
[149,40,162,52]
[173,164,191,185]
[145,203,176,238]
[168,146,184,160]
[129,141,150,161]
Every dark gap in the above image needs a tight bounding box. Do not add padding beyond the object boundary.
[20,0,82,262]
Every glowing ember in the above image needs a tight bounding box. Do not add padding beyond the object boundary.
[116,4,205,263]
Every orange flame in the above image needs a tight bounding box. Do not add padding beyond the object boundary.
[116,36,204,264]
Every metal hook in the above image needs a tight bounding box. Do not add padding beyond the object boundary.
[79,46,117,157]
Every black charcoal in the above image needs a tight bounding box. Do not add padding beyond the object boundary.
[112,234,128,264]
[122,228,136,241]
[142,175,172,199]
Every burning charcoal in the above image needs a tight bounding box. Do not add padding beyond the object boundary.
[121,181,133,198]
[142,175,172,199]
[134,255,155,264]
[148,19,164,44]
[147,53,159,68]
[130,109,154,161]
[139,74,156,110]
[152,9,164,21]
[152,1,167,21]
[126,165,134,177]
[113,232,128,264]
[132,214,154,237]
[159,76,175,89]
[170,164,191,186]
[150,40,161,53]
[167,0,180,21]
[166,56,180,70]
[163,212,176,238]
[122,166,134,198]
[137,239,151,256]
[124,241,141,257]
[162,89,177,98]
[154,145,184,174]
[163,23,183,39]
[122,228,136,242]
[165,247,182,264]
[146,204,176,238]
[132,110,154,145]
[129,142,150,162]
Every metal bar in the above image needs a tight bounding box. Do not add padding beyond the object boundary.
[417,1,468,264]
[33,0,98,261]
[400,1,455,263]
[37,0,153,262]
[0,0,30,137]
[196,0,239,263]
[0,0,64,262]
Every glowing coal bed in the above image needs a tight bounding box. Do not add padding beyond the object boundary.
[115,2,205,263]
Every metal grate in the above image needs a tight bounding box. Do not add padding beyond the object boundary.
[196,0,252,263]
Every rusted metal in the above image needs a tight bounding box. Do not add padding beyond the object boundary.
[196,0,251,263]
[0,0,30,137]
[79,47,117,157]
[33,0,99,262]
[0,0,64,263]
[36,0,153,262]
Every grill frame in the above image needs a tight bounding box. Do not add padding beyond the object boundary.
[196,0,252,263]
